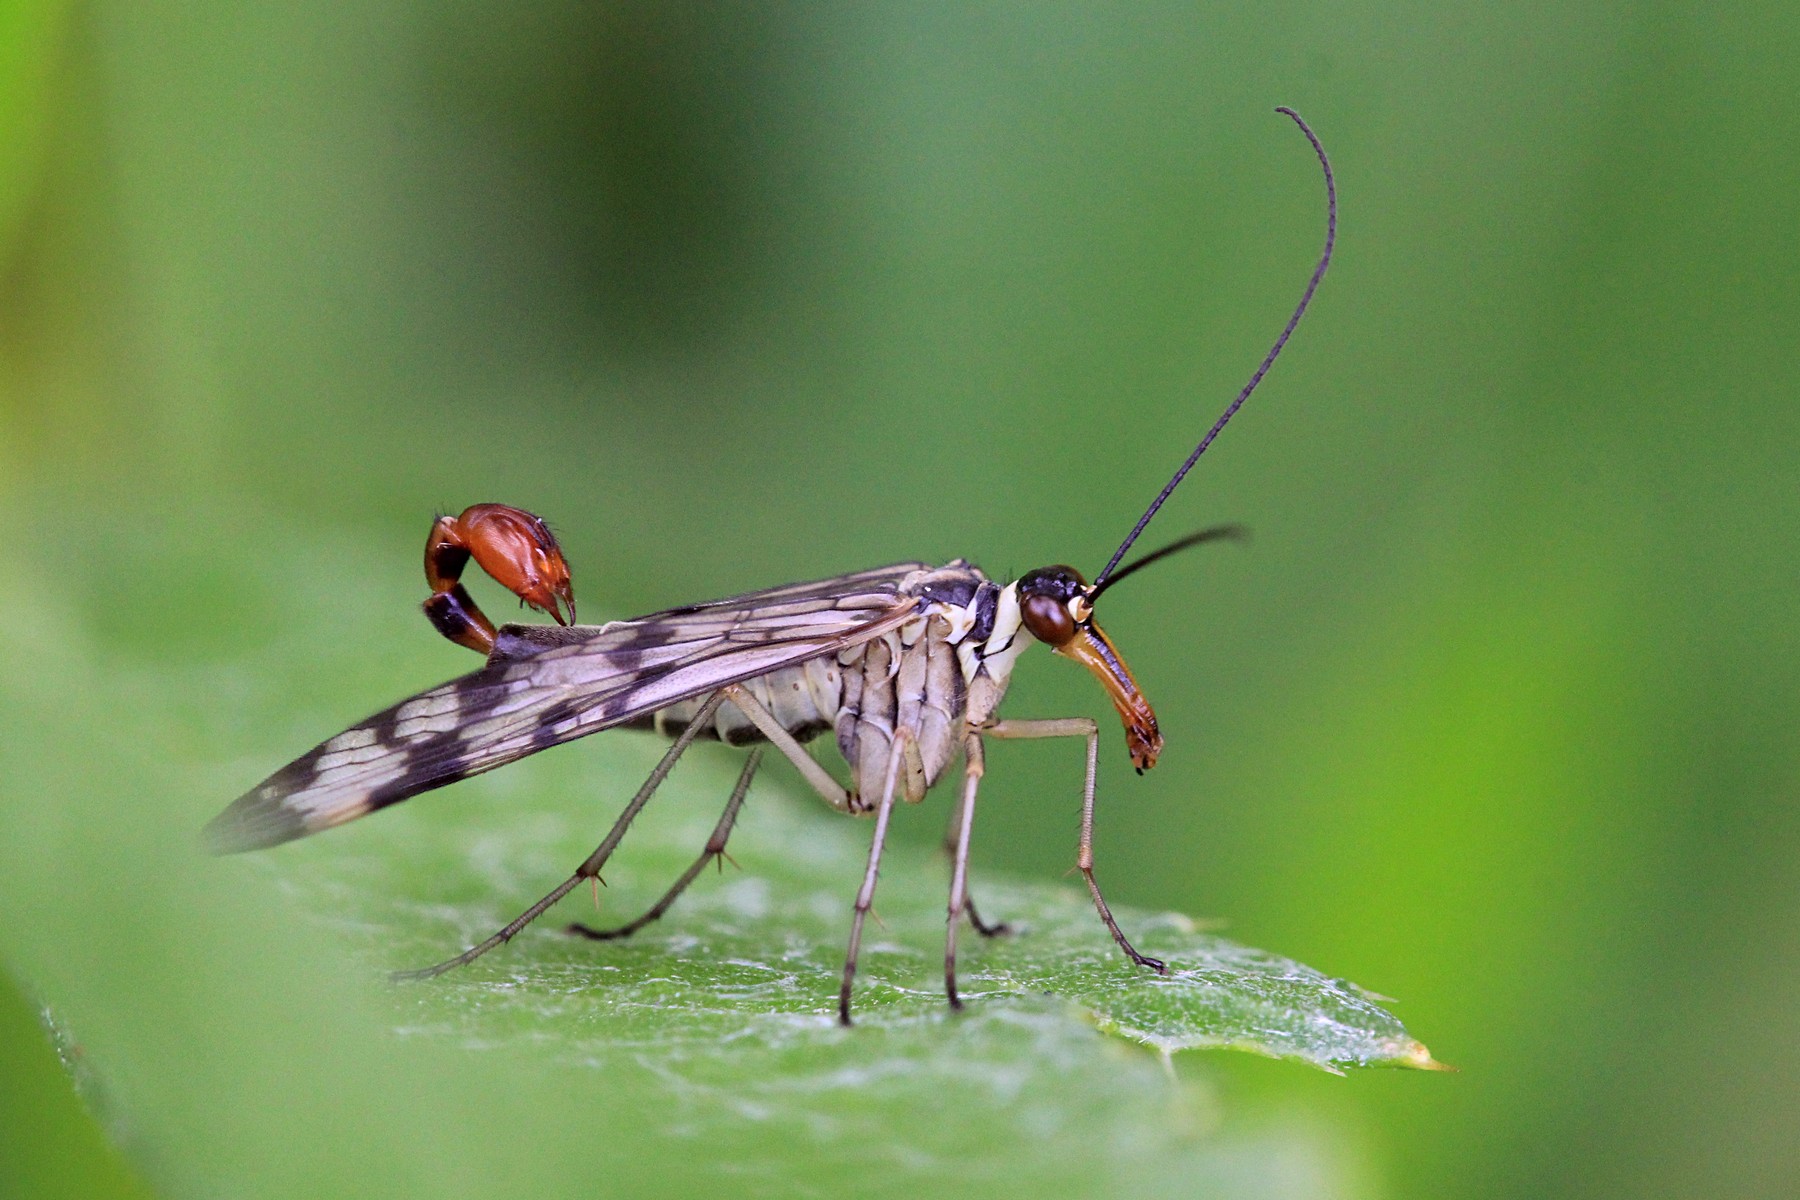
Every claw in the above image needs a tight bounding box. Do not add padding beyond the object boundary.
[424,503,577,654]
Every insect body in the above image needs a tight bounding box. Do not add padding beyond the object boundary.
[208,108,1337,1024]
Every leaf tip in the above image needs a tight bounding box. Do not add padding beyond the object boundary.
[1395,1040,1454,1072]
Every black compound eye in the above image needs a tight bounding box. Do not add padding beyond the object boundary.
[1022,564,1087,647]
[1017,565,1087,600]
[1020,591,1076,646]
[1017,565,1091,645]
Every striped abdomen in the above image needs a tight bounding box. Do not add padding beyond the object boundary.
[632,657,842,748]
[636,613,967,813]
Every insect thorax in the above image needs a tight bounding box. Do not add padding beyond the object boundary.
[643,562,1030,812]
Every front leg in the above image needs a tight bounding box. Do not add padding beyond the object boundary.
[983,718,1168,975]
[422,503,576,653]
[943,730,987,1009]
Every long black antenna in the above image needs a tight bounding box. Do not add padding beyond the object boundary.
[1088,523,1248,600]
[1092,106,1336,588]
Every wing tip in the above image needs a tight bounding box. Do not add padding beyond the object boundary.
[202,790,312,855]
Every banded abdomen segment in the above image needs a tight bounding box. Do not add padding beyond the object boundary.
[632,657,844,747]
[836,615,965,811]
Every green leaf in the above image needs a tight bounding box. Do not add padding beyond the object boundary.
[0,512,1440,1197]
[275,741,1438,1077]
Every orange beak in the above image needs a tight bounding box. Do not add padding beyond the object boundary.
[1055,621,1163,771]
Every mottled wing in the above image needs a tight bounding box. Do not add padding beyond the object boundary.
[206,563,932,852]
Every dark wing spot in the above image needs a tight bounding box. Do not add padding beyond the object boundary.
[539,698,582,730]
[267,743,328,794]
[453,673,511,722]
[367,772,443,814]
[366,706,402,749]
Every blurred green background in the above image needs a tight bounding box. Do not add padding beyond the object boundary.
[4,1,1799,1197]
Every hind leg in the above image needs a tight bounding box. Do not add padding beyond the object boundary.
[567,749,762,941]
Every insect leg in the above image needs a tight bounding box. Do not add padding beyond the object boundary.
[964,897,1010,938]
[943,731,986,1009]
[983,718,1169,975]
[718,684,852,809]
[565,748,762,941]
[714,681,917,1022]
[393,690,727,980]
[941,787,1010,938]
[838,729,910,1026]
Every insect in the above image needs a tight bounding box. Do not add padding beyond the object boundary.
[208,107,1336,1025]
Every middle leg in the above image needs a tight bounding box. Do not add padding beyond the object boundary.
[837,729,910,1025]
[941,775,1011,939]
